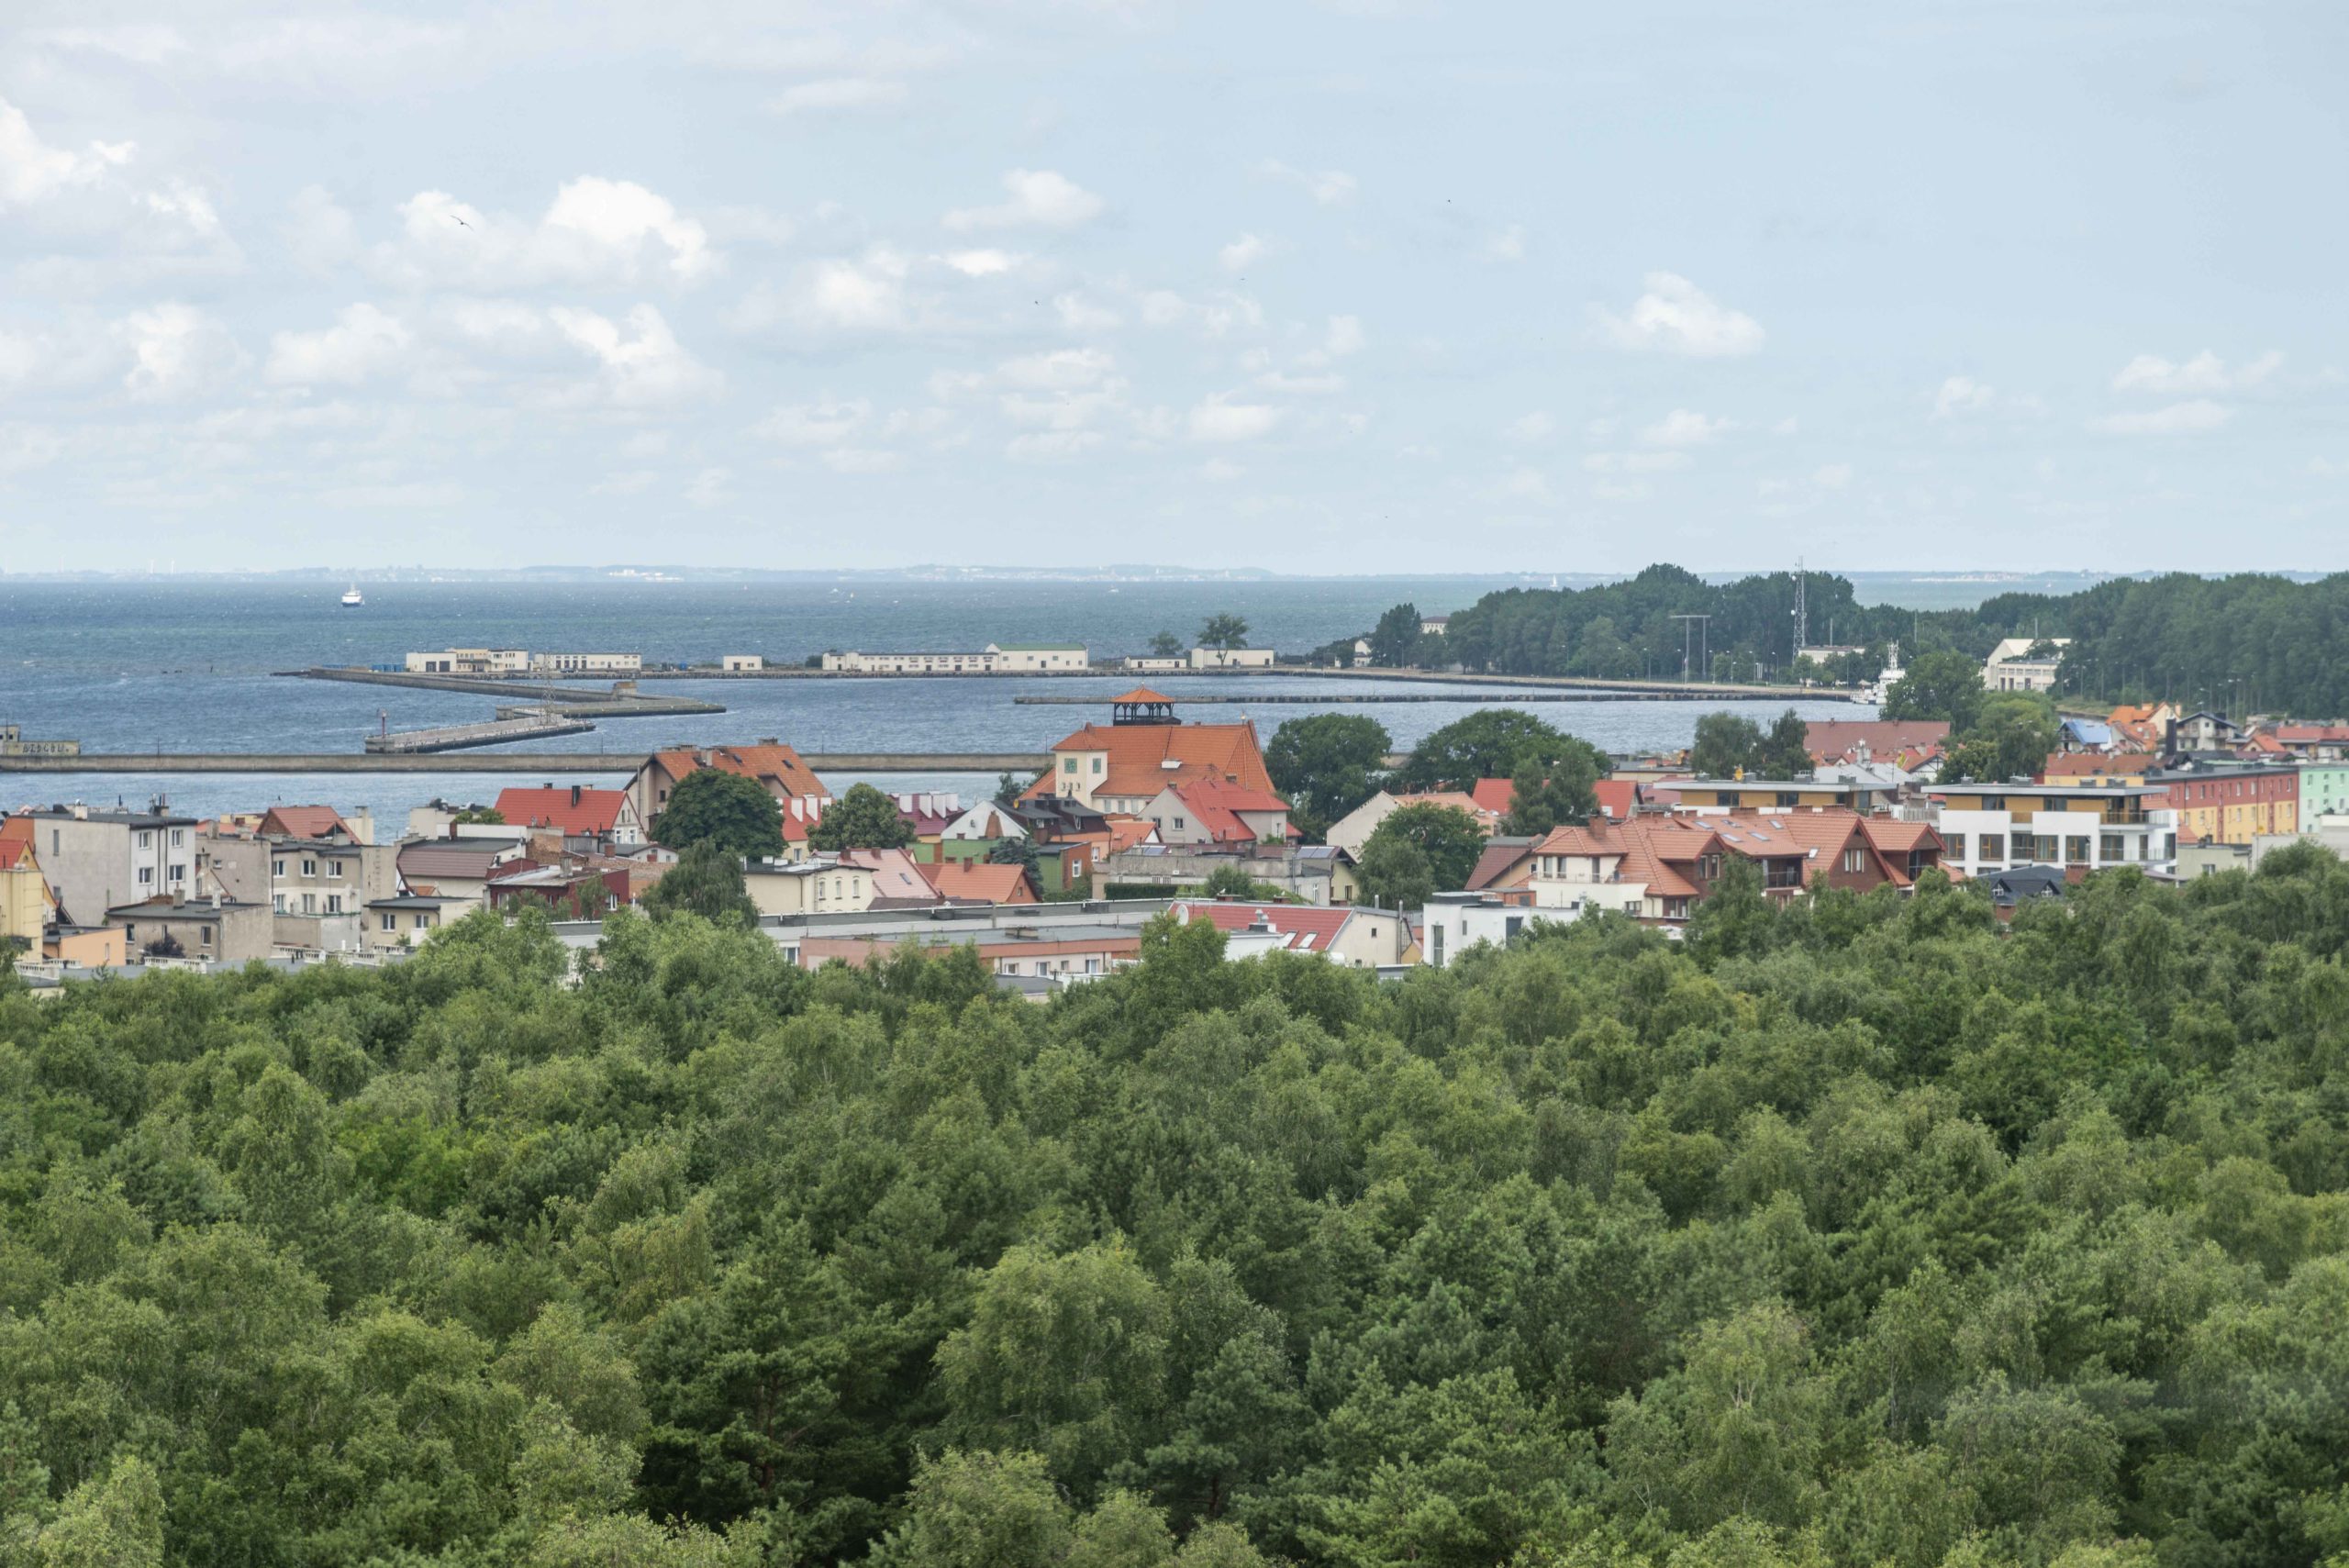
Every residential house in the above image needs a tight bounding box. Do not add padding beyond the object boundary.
[6,804,198,924]
[918,860,1038,905]
[196,828,397,946]
[364,894,468,951]
[2164,711,2243,758]
[1028,689,1278,814]
[1168,900,1411,968]
[2057,718,2116,752]
[1527,808,1937,926]
[1098,842,1352,905]
[1464,836,1540,896]
[2147,761,2299,845]
[493,784,646,850]
[940,801,1030,841]
[1805,718,1952,769]
[104,895,272,963]
[485,864,630,916]
[626,741,830,843]
[1140,779,1295,848]
[745,857,875,917]
[840,847,944,908]
[0,830,51,954]
[1932,782,2176,878]
[1419,615,1451,636]
[1186,647,1275,669]
[2301,762,2349,821]
[1324,790,1495,860]
[1982,637,2069,693]
[1665,777,1899,815]
[394,835,532,911]
[2267,724,2349,762]
[2107,703,2180,751]
[1421,892,1560,967]
[1985,865,2069,918]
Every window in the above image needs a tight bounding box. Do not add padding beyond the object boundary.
[1092,757,1103,773]
[273,858,285,877]
[302,894,316,914]
[415,914,430,929]
[300,858,317,877]
[327,895,343,914]
[1699,853,1724,880]
[138,866,153,885]
[327,860,343,879]
[1063,757,1077,773]
[1776,792,1798,807]
[2011,831,2034,862]
[171,829,184,847]
[200,925,212,945]
[2066,837,2089,865]
[1172,817,1186,831]
[381,914,396,931]
[1765,860,1803,889]
[137,831,152,849]
[2100,833,2124,862]
[168,864,185,883]
[1842,847,1865,873]
[274,895,288,914]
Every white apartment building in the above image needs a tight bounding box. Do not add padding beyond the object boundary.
[1931,783,2176,878]
[1982,637,2070,693]
[12,806,197,922]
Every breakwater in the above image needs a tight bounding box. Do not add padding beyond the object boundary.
[365,714,597,753]
[281,667,724,717]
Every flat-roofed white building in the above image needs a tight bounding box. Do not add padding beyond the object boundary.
[1931,782,2176,877]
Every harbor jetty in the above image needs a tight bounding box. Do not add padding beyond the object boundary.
[364,712,597,754]
[282,667,724,717]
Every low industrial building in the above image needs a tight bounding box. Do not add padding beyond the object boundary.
[819,643,1088,673]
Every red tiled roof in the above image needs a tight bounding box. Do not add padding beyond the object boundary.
[1171,901,1354,952]
[1391,790,1497,831]
[1113,686,1174,704]
[1038,720,1275,800]
[1102,817,1157,853]
[2041,752,2156,779]
[917,860,1037,905]
[2276,725,2349,743]
[1805,719,1950,765]
[494,786,631,837]
[1594,779,1638,820]
[258,805,353,840]
[1468,778,1516,817]
[1169,778,1296,843]
[647,743,829,803]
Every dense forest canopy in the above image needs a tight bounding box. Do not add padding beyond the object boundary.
[10,852,2349,1565]
[1421,566,2349,713]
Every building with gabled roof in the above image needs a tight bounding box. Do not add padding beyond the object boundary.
[1029,691,1278,814]
[1167,900,1409,968]
[1805,718,1951,769]
[1141,778,1296,847]
[918,859,1037,906]
[493,784,645,848]
[626,741,829,840]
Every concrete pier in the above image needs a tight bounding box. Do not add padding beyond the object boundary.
[283,667,724,716]
[365,714,597,753]
[0,751,1052,775]
[1013,689,1795,705]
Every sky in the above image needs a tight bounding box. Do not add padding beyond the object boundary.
[0,1,2343,575]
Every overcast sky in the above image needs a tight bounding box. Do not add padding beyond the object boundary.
[1,1,2342,574]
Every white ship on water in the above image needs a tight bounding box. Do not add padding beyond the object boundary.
[340,585,364,608]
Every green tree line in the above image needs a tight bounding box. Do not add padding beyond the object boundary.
[11,850,2349,1564]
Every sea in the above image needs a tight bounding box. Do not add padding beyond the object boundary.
[0,573,2030,839]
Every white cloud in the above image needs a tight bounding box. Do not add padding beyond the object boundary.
[1584,450,1691,474]
[991,347,1119,392]
[114,303,241,400]
[1638,408,1731,447]
[1504,411,1554,444]
[757,395,872,447]
[738,248,922,336]
[1008,429,1102,462]
[1482,466,1553,504]
[1261,160,1356,206]
[387,176,715,290]
[824,448,902,474]
[1812,462,1853,489]
[1219,233,1267,273]
[684,466,733,506]
[0,96,135,208]
[1932,375,1996,418]
[550,304,720,405]
[264,303,413,386]
[284,185,360,275]
[1054,293,1120,331]
[770,77,908,114]
[943,169,1103,231]
[942,249,1021,276]
[1596,272,1765,357]
[2110,350,2281,395]
[590,469,658,495]
[1484,225,1526,262]
[1187,394,1280,442]
[2089,399,2232,435]
[1323,315,1366,357]
[1140,288,1264,339]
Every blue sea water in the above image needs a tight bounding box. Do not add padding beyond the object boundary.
[1,579,1875,837]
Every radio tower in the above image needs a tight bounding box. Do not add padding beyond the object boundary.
[1792,556,1808,661]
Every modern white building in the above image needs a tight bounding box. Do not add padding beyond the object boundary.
[1982,637,2070,693]
[1930,783,2176,878]
[529,651,642,675]
[721,654,763,672]
[821,643,1087,673]
[406,648,532,675]
[1187,646,1275,669]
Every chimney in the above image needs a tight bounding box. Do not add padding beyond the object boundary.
[570,784,583,806]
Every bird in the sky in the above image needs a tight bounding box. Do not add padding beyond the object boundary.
[451,215,472,228]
